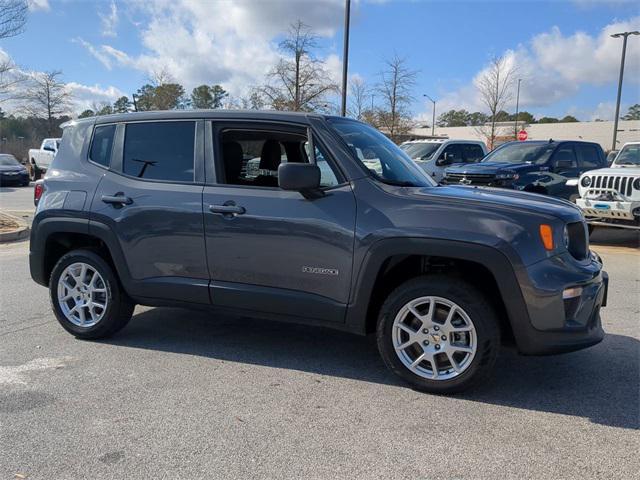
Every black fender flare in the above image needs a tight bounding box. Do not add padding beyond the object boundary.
[344,237,531,342]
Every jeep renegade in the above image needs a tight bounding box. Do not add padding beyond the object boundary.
[29,111,608,394]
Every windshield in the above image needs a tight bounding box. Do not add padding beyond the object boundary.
[403,143,441,159]
[328,118,436,187]
[0,155,20,166]
[482,142,555,165]
[614,144,640,166]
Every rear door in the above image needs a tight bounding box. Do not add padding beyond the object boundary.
[575,143,605,174]
[90,120,209,303]
[202,121,356,323]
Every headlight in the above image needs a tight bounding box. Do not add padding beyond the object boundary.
[633,178,640,190]
[581,176,592,187]
[496,171,519,180]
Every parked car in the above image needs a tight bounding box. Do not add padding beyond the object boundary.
[575,142,640,231]
[28,137,60,181]
[443,140,607,201]
[400,139,487,182]
[30,111,607,394]
[0,153,30,187]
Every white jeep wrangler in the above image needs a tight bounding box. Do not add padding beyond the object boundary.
[576,142,640,230]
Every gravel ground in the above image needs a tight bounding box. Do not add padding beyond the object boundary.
[0,233,638,479]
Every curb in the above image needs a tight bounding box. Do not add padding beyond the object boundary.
[0,212,30,243]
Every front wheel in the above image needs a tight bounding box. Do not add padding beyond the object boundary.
[377,275,500,394]
[49,249,134,339]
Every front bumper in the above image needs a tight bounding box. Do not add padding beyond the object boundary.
[512,251,607,355]
[577,198,638,221]
[0,171,29,184]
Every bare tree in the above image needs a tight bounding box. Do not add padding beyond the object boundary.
[476,55,516,149]
[348,76,370,120]
[259,20,338,112]
[0,57,26,102]
[376,55,417,142]
[0,0,28,40]
[23,71,72,136]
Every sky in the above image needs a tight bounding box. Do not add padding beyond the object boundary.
[1,0,639,122]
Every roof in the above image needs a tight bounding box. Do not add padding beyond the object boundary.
[67,110,333,127]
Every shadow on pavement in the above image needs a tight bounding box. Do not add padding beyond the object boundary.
[590,228,639,249]
[104,306,640,431]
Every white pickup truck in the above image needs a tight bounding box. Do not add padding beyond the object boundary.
[576,141,640,231]
[28,138,60,181]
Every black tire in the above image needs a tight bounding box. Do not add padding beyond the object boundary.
[30,164,40,182]
[377,275,500,394]
[49,249,134,339]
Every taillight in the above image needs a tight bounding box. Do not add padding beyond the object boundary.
[34,181,44,206]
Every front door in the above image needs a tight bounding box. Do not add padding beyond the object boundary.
[202,122,356,323]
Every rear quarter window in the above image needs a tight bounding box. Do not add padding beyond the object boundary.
[575,144,603,168]
[89,124,116,167]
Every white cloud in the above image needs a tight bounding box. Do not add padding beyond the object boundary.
[0,47,124,115]
[425,17,640,119]
[78,0,345,96]
[99,1,119,37]
[27,0,49,11]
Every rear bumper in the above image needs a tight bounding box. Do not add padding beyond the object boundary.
[512,252,607,355]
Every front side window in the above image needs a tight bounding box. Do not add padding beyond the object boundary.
[123,121,195,182]
[218,129,340,189]
[327,118,435,187]
[89,124,116,167]
[440,144,463,162]
[575,144,601,168]
[463,144,485,163]
[553,146,577,168]
[482,142,555,165]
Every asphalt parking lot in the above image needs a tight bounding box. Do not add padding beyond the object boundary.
[1,185,638,479]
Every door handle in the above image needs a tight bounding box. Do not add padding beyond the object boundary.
[209,204,246,215]
[102,194,133,206]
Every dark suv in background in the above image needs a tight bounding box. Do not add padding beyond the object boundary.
[443,140,606,200]
[30,112,607,394]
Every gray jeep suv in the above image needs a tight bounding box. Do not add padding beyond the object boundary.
[29,111,608,394]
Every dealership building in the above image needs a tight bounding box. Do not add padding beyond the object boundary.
[409,119,640,152]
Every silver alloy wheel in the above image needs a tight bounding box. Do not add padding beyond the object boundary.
[392,296,477,380]
[56,262,108,328]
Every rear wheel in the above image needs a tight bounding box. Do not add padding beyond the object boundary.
[49,249,134,339]
[29,163,40,182]
[377,275,500,394]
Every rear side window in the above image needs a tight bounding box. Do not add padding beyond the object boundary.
[462,144,485,163]
[89,124,116,167]
[553,145,577,167]
[123,121,195,182]
[575,144,602,168]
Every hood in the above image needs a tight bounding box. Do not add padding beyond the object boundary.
[410,184,581,223]
[582,166,640,176]
[0,164,26,172]
[446,162,538,175]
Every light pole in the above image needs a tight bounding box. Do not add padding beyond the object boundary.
[610,31,639,150]
[340,0,351,117]
[423,94,436,137]
[514,78,521,139]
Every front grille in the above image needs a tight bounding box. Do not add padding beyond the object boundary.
[587,174,635,197]
[566,222,588,261]
[445,173,495,185]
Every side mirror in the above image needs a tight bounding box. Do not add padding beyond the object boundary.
[555,159,574,170]
[278,163,320,192]
[436,152,454,167]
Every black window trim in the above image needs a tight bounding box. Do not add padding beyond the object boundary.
[87,122,117,170]
[113,119,204,186]
[209,120,349,192]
